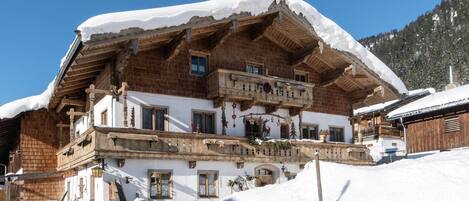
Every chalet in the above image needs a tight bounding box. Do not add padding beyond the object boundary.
[352,88,434,162]
[0,0,408,200]
[387,84,469,154]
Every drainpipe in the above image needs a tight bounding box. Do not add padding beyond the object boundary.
[400,117,408,157]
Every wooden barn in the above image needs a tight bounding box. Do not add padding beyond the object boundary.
[352,88,434,161]
[387,84,469,154]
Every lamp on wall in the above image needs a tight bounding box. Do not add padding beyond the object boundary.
[91,166,104,178]
[91,159,106,178]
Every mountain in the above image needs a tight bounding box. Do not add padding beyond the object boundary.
[359,0,468,91]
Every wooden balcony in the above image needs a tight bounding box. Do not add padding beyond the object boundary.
[206,69,314,112]
[359,125,402,141]
[57,127,374,170]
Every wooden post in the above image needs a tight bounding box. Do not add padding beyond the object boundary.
[357,116,363,144]
[118,82,129,127]
[67,108,86,140]
[86,84,115,127]
[68,108,76,140]
[221,101,227,135]
[315,150,323,201]
[87,84,96,127]
[56,122,70,148]
[298,112,303,140]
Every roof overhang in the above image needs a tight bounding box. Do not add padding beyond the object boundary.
[51,1,403,109]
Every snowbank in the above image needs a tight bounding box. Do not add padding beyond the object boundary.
[77,0,407,94]
[0,80,55,119]
[388,84,469,119]
[224,148,469,201]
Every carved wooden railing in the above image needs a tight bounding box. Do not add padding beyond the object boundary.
[57,127,374,170]
[206,69,314,110]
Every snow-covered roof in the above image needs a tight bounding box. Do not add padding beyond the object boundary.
[1,0,408,120]
[387,84,469,119]
[0,80,55,120]
[77,0,407,94]
[353,88,435,116]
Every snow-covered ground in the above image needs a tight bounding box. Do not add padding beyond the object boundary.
[224,148,469,201]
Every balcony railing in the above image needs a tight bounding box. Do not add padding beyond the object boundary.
[358,125,402,141]
[206,69,314,109]
[57,127,374,170]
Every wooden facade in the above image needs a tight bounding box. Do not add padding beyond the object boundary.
[403,107,469,153]
[0,2,407,200]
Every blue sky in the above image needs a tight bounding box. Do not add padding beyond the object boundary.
[0,0,441,105]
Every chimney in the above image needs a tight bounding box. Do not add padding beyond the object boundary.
[445,65,460,90]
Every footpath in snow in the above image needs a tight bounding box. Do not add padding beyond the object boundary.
[224,148,469,201]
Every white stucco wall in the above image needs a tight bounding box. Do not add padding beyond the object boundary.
[365,137,406,162]
[73,91,353,142]
[64,159,300,201]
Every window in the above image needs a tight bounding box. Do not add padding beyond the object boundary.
[294,70,308,82]
[246,63,263,75]
[198,171,218,198]
[302,124,319,140]
[149,171,172,199]
[191,55,207,76]
[329,127,345,142]
[100,110,108,126]
[245,118,261,138]
[444,116,460,133]
[192,111,215,134]
[142,107,168,131]
[280,124,290,139]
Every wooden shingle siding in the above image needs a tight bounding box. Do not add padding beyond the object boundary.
[125,30,352,116]
[406,112,469,153]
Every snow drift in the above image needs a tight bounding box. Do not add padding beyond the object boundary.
[224,148,469,201]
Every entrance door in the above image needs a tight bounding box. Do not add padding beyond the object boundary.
[255,168,274,187]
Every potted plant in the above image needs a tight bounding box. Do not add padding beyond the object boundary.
[319,129,329,143]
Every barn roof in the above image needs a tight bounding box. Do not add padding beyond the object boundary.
[354,88,435,116]
[387,84,469,120]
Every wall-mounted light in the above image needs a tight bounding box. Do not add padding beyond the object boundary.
[91,166,104,178]
[91,159,106,178]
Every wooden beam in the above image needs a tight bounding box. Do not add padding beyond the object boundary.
[240,98,257,111]
[56,97,85,113]
[115,39,139,73]
[251,12,279,41]
[291,46,319,67]
[265,104,281,114]
[164,29,191,60]
[319,67,346,87]
[209,19,237,50]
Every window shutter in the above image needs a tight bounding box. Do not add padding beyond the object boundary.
[444,116,460,133]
